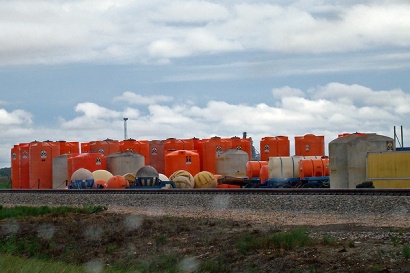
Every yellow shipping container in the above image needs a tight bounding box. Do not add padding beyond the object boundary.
[367,151,410,188]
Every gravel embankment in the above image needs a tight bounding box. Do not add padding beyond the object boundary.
[1,192,409,227]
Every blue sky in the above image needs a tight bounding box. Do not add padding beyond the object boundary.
[1,0,410,167]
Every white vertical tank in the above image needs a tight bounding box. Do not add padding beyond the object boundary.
[107,151,145,176]
[216,149,248,177]
[329,133,394,188]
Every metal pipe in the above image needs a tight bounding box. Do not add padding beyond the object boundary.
[123,118,128,140]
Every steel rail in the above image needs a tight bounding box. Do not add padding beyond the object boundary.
[0,188,409,196]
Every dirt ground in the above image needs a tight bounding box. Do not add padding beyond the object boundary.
[1,208,410,273]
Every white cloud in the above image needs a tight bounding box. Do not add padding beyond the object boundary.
[1,1,410,65]
[0,109,32,126]
[114,92,173,105]
[0,82,409,167]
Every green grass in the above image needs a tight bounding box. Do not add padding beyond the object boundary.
[403,245,410,259]
[0,253,127,273]
[0,205,105,220]
[236,227,311,254]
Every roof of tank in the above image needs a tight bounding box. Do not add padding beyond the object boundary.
[329,133,393,144]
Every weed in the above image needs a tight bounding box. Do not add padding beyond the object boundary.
[403,245,410,260]
[348,240,355,248]
[0,205,105,220]
[322,235,335,246]
[155,234,168,246]
[270,227,311,250]
[391,235,399,246]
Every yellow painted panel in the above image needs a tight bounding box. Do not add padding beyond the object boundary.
[372,180,410,188]
[367,152,410,178]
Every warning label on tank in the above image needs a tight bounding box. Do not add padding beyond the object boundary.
[387,141,393,151]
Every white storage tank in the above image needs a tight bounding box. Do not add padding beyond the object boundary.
[52,153,78,189]
[106,151,145,176]
[329,133,394,188]
[268,156,319,178]
[216,149,248,177]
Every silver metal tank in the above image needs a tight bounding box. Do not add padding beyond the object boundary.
[106,151,145,176]
[329,133,394,188]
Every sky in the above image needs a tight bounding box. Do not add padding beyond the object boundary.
[1,0,410,168]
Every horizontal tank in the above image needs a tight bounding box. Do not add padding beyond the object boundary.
[246,161,268,178]
[299,157,329,179]
[367,151,410,188]
[268,156,319,179]
[329,133,394,189]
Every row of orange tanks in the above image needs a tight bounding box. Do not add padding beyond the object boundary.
[10,134,326,189]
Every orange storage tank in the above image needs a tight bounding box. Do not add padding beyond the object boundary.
[19,143,30,189]
[57,141,80,154]
[29,141,60,189]
[260,136,290,161]
[11,145,20,189]
[246,161,268,178]
[230,136,252,161]
[259,165,269,184]
[164,150,200,177]
[149,140,165,174]
[89,139,120,156]
[70,153,106,173]
[201,137,232,174]
[81,142,90,153]
[295,134,325,156]
[119,139,150,165]
[299,157,329,179]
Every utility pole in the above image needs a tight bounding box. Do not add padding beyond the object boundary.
[123,118,128,140]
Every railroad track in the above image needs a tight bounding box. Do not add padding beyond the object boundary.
[1,188,410,196]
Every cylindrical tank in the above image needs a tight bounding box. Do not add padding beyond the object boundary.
[245,161,268,178]
[70,153,107,173]
[119,139,150,165]
[329,133,394,188]
[259,165,269,184]
[149,140,165,174]
[11,145,20,189]
[164,138,195,151]
[89,139,120,156]
[268,156,319,178]
[260,136,290,161]
[19,143,30,189]
[201,137,232,174]
[299,157,329,179]
[29,141,60,189]
[295,134,325,156]
[52,153,79,189]
[164,150,200,177]
[216,148,248,177]
[107,151,145,176]
[230,136,252,161]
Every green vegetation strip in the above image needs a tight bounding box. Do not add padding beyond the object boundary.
[0,205,104,220]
